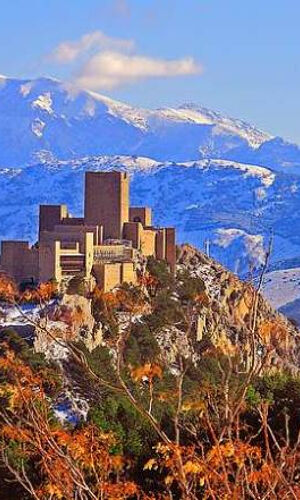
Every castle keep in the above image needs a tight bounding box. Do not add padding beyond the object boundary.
[0,171,176,291]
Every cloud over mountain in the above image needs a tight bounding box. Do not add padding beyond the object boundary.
[49,30,202,90]
[76,51,202,90]
[49,30,135,63]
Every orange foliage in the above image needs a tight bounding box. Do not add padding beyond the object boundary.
[131,363,162,383]
[0,343,144,500]
[92,287,120,310]
[195,291,209,308]
[0,273,18,302]
[259,319,290,347]
[115,288,145,315]
[138,272,158,290]
[21,281,57,303]
[92,285,146,317]
[146,439,300,499]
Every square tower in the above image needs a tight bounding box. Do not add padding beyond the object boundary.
[84,171,129,240]
[129,207,152,227]
[39,204,68,239]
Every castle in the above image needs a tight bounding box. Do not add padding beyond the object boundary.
[0,171,176,292]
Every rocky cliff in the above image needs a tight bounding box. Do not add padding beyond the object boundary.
[176,244,300,373]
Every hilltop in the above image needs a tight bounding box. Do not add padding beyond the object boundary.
[4,244,300,377]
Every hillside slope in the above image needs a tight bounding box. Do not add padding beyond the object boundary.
[1,247,300,499]
[3,244,300,379]
[176,244,300,371]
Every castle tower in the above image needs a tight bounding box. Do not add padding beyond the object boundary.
[39,204,68,239]
[84,171,129,240]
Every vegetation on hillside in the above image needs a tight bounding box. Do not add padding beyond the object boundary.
[0,254,300,499]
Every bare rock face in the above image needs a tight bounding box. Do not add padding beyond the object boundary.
[155,325,196,370]
[34,323,69,360]
[60,294,95,339]
[34,294,102,357]
[177,244,300,373]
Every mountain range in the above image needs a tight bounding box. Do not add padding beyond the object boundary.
[1,74,300,171]
[1,75,300,316]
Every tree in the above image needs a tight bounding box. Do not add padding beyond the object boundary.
[0,342,144,500]
[0,271,299,499]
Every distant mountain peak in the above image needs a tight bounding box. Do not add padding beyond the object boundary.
[0,74,297,170]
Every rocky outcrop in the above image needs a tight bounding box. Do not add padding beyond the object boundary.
[155,325,197,370]
[32,245,300,375]
[34,294,102,358]
[177,244,300,372]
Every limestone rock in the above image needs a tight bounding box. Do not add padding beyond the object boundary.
[177,244,300,372]
[34,294,102,356]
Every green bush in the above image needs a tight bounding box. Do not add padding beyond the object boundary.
[78,343,118,385]
[176,269,205,304]
[145,289,184,332]
[125,322,160,365]
[146,256,174,291]
[254,373,300,444]
[89,394,154,459]
[0,328,46,370]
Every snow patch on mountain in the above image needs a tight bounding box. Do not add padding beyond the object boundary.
[31,118,46,138]
[87,91,150,131]
[182,159,275,187]
[214,229,266,273]
[83,98,97,117]
[32,92,54,114]
[164,103,271,148]
[263,268,300,310]
[0,76,295,167]
[0,168,21,177]
[33,153,161,172]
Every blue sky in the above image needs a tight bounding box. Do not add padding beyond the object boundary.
[1,0,300,142]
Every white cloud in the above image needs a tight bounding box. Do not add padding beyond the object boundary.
[50,30,134,63]
[49,30,203,90]
[76,51,203,90]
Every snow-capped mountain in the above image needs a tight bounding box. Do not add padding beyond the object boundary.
[2,75,300,316]
[1,75,300,170]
